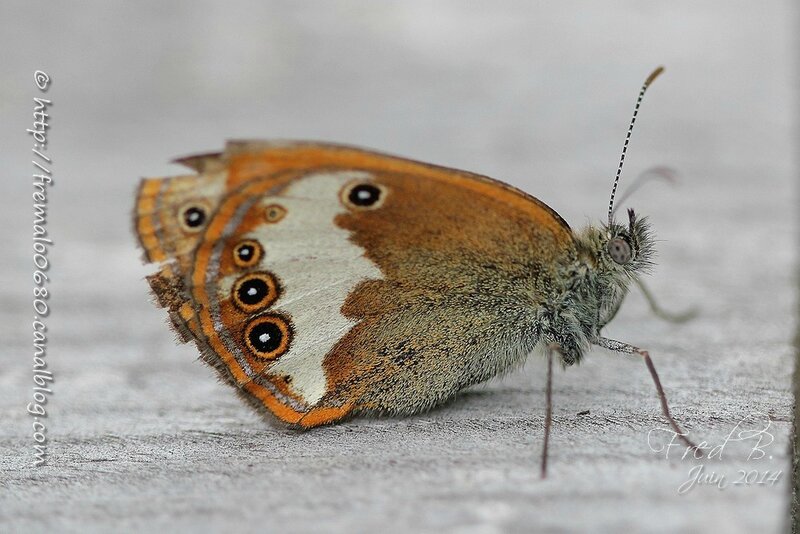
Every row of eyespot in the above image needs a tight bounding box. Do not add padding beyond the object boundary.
[230,238,292,361]
[182,182,385,360]
[178,181,384,233]
[224,183,384,361]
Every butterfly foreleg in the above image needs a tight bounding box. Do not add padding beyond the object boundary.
[633,278,698,324]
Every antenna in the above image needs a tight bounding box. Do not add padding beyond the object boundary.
[607,66,664,226]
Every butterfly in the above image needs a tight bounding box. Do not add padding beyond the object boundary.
[134,67,697,476]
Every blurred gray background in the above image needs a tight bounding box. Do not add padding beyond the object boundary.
[1,2,797,533]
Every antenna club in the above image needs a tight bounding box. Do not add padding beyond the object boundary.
[645,66,665,87]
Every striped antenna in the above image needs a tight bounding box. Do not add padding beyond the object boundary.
[607,66,664,226]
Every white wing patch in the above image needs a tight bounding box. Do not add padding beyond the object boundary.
[220,171,383,405]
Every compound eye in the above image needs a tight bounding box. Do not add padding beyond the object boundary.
[607,237,632,265]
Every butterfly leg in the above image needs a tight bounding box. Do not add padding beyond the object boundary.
[634,278,698,324]
[594,337,700,454]
[541,343,559,479]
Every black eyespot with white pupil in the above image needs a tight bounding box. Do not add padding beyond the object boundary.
[238,244,254,260]
[608,237,632,265]
[348,184,381,207]
[183,206,206,228]
[244,315,292,360]
[249,320,283,353]
[233,240,263,268]
[231,272,279,312]
[237,278,269,306]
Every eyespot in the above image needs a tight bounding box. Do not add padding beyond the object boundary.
[341,181,386,210]
[232,272,280,312]
[244,314,292,360]
[178,202,209,232]
[264,204,287,223]
[608,237,632,265]
[232,239,263,268]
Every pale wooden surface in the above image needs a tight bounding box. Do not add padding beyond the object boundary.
[0,2,797,533]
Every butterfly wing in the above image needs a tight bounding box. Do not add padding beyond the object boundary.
[135,141,576,427]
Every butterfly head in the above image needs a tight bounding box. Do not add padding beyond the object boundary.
[572,207,655,332]
[575,207,655,276]
[603,207,655,275]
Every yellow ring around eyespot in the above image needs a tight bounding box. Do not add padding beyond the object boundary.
[231,271,280,313]
[232,239,264,268]
[177,200,211,233]
[264,204,287,223]
[338,180,388,211]
[243,314,292,360]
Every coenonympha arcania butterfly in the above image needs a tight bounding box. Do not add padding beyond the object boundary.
[134,66,697,477]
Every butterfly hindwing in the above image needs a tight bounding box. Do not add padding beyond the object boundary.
[136,141,576,427]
